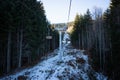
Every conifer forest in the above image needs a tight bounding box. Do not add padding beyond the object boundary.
[0,0,120,80]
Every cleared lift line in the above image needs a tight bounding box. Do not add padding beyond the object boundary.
[55,0,72,60]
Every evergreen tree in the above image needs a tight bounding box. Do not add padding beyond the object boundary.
[107,0,120,79]
[0,0,59,76]
[71,14,81,47]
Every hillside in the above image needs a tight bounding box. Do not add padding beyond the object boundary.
[0,32,107,80]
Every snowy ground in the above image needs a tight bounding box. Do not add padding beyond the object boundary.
[0,32,107,80]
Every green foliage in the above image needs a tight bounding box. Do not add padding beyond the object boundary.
[0,0,59,76]
[71,9,92,49]
[71,7,120,79]
[71,14,81,43]
[105,0,120,79]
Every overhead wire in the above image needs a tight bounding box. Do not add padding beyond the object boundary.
[67,0,72,26]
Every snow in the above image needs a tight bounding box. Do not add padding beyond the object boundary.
[0,32,107,80]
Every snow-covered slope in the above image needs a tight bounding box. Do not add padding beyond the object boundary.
[0,32,107,80]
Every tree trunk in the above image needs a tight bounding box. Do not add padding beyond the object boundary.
[78,33,80,48]
[18,29,23,68]
[7,30,11,73]
[81,30,84,49]
[17,30,20,67]
[53,36,55,49]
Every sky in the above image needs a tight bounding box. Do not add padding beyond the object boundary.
[39,0,110,24]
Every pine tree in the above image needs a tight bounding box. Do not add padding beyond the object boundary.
[0,0,59,76]
[71,14,81,48]
[108,0,120,79]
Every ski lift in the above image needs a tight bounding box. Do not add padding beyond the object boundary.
[54,24,67,32]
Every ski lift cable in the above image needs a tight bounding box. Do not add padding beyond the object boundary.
[67,0,72,26]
